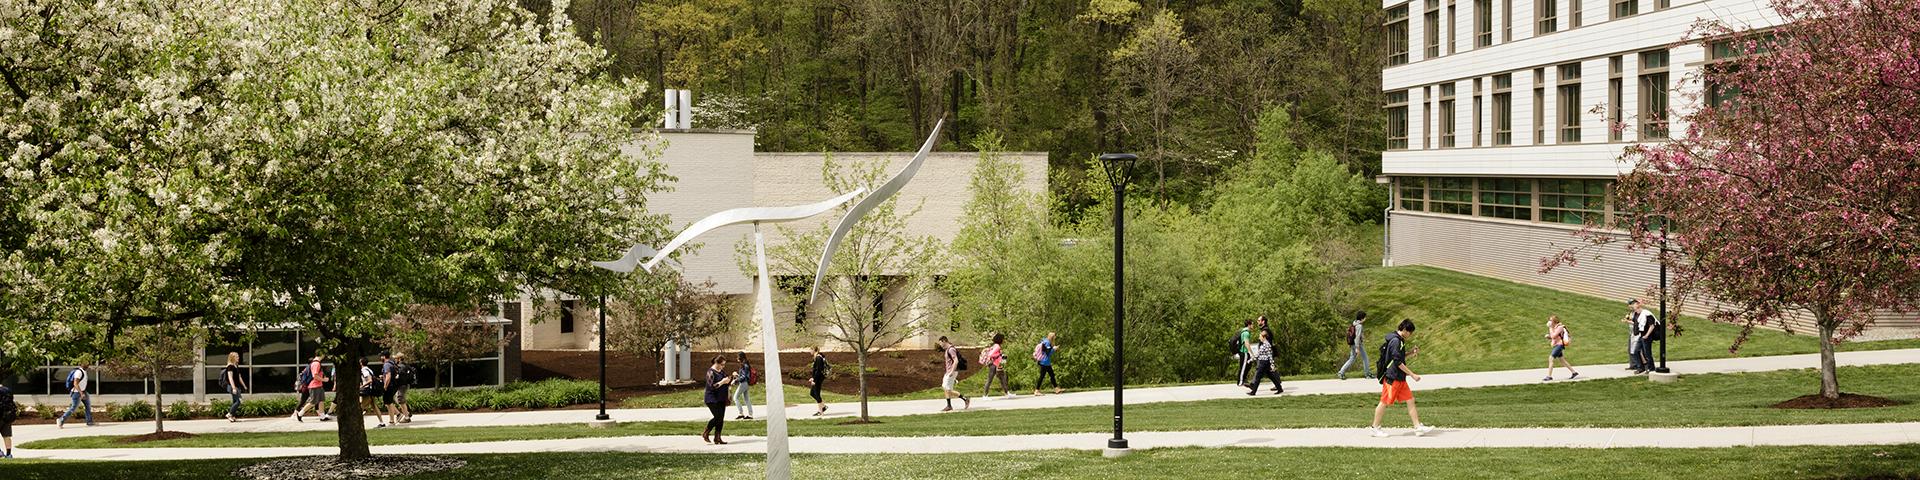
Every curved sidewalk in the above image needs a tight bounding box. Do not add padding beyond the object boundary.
[14,421,1920,461]
[12,348,1919,445]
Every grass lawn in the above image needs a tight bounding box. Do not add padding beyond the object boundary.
[1348,266,1920,375]
[31,364,1920,449]
[5,445,1919,480]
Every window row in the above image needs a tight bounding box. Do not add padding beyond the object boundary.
[1385,50,1668,150]
[1396,177,1615,226]
[1385,0,1673,66]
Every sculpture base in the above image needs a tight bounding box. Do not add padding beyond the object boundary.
[588,419,618,428]
[1649,371,1679,384]
[1103,447,1132,459]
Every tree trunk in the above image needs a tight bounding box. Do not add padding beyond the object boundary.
[1818,319,1841,400]
[153,365,165,434]
[856,348,870,421]
[335,350,372,460]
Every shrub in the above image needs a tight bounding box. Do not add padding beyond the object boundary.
[110,401,154,422]
[167,401,197,420]
[34,403,55,419]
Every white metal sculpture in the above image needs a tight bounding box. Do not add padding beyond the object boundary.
[807,119,944,304]
[593,190,863,480]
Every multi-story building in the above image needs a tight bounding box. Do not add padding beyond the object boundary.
[1378,0,1918,337]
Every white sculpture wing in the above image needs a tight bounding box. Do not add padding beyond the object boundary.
[591,244,661,273]
[636,189,866,273]
[808,119,943,304]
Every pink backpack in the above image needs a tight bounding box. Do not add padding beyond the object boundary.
[1032,342,1046,362]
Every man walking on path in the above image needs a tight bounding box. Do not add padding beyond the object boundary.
[294,355,332,422]
[55,364,94,428]
[1236,319,1254,386]
[1370,319,1435,438]
[1246,330,1284,395]
[938,336,971,412]
[391,353,415,423]
[0,383,16,458]
[1034,332,1060,396]
[1338,311,1374,380]
[379,352,404,425]
[1543,315,1580,381]
[1623,301,1644,372]
[1629,299,1661,374]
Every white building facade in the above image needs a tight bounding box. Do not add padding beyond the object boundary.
[1378,0,1920,336]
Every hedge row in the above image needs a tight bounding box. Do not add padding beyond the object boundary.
[8,379,602,421]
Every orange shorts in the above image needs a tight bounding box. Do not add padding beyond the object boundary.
[1380,379,1414,404]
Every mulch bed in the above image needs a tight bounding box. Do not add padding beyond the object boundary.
[1770,393,1908,409]
[114,431,198,444]
[523,348,980,402]
[235,455,465,480]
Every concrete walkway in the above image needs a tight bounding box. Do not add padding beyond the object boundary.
[9,348,1917,446]
[13,421,1919,461]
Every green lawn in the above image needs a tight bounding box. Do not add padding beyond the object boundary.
[1348,266,1920,374]
[31,364,1920,450]
[6,446,1920,480]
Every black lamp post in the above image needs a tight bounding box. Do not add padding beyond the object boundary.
[1655,223,1671,374]
[1097,153,1136,457]
[597,293,612,421]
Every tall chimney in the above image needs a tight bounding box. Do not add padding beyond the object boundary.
[663,89,680,129]
[677,89,694,129]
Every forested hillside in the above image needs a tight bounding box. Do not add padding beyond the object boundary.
[556,0,1386,209]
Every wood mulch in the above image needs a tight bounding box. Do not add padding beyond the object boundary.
[1770,393,1908,409]
[113,430,198,444]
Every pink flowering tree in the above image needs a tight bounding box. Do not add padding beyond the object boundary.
[1546,0,1920,400]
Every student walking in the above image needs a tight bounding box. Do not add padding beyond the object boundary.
[1629,299,1661,374]
[981,333,1011,397]
[702,355,736,445]
[391,353,415,423]
[221,352,250,422]
[359,358,389,428]
[55,364,94,428]
[1338,311,1374,380]
[1246,330,1285,395]
[1543,315,1580,381]
[733,352,756,420]
[1623,302,1644,372]
[809,347,830,416]
[1235,319,1254,386]
[294,355,332,422]
[1,383,16,459]
[378,352,404,425]
[938,336,971,412]
[1033,332,1060,396]
[1369,319,1435,438]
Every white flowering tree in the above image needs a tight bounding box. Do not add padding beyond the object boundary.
[0,0,670,460]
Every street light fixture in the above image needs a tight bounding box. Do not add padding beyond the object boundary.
[1097,153,1136,458]
[1655,222,1671,374]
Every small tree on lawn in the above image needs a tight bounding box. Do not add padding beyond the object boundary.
[1547,0,1920,401]
[605,271,731,372]
[100,323,200,434]
[754,155,946,422]
[384,305,513,389]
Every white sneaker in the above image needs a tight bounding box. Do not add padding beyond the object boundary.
[1369,426,1389,438]
[1415,424,1435,435]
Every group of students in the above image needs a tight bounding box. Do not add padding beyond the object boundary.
[289,352,419,428]
[700,347,832,445]
[934,332,1061,412]
[1234,316,1286,395]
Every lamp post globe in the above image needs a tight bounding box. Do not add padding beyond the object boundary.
[1097,153,1136,457]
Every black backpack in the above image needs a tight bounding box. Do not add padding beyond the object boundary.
[955,348,969,371]
[1376,334,1397,383]
[1646,314,1666,341]
[1227,333,1244,357]
[395,363,416,387]
[0,385,16,423]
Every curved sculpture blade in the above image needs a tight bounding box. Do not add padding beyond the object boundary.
[638,189,866,273]
[591,244,660,273]
[808,119,944,304]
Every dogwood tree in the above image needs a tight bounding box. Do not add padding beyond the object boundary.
[0,0,671,460]
[1549,0,1920,401]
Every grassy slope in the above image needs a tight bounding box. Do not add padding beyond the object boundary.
[7,446,1920,480]
[1347,265,1920,374]
[33,364,1920,449]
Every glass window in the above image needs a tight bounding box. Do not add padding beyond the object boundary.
[1447,2,1458,54]
[1536,0,1558,35]
[1477,178,1533,220]
[453,359,502,388]
[1474,0,1493,47]
[1386,4,1411,65]
[561,300,577,334]
[1612,0,1637,18]
[253,330,300,366]
[1608,56,1623,142]
[204,331,250,367]
[1439,83,1457,148]
[1533,68,1546,144]
[1556,63,1582,143]
[1429,177,1475,215]
[1569,0,1583,27]
[1502,0,1513,42]
[1540,179,1609,224]
[1399,177,1427,211]
[1639,50,1670,140]
[1493,74,1513,145]
[1387,90,1410,149]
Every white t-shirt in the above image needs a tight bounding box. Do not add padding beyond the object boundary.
[69,368,89,392]
[1637,311,1659,336]
[360,366,375,385]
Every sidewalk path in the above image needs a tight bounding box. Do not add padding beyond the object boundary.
[15,421,1919,461]
[12,348,1918,445]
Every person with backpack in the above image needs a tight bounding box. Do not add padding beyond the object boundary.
[732,352,756,420]
[55,363,94,428]
[937,336,971,412]
[294,354,332,422]
[1,382,16,458]
[1543,315,1580,381]
[1246,330,1285,395]
[1033,332,1060,396]
[1629,299,1661,374]
[391,353,415,424]
[980,333,1011,398]
[808,346,830,416]
[1369,319,1435,438]
[1338,311,1375,380]
[359,357,389,428]
[1234,319,1254,386]
[378,352,404,425]
[221,352,251,422]
[1623,301,1644,372]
